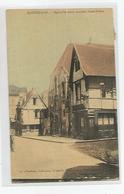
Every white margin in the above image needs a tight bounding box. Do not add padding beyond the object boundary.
[0,0,124,194]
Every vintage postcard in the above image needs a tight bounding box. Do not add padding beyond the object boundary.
[6,8,119,183]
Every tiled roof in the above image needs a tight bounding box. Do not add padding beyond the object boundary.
[52,43,115,77]
[49,44,74,91]
[75,43,115,76]
[52,43,74,75]
[49,43,116,93]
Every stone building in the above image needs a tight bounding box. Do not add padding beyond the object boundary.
[48,44,73,136]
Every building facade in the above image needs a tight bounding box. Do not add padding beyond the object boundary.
[41,90,50,135]
[17,88,47,134]
[9,85,27,128]
[48,43,117,139]
[69,44,117,139]
[48,44,73,136]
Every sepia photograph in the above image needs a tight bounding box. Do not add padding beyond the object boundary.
[6,8,119,183]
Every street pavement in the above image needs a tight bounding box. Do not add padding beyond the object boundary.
[11,136,118,181]
[22,132,84,143]
[21,132,116,143]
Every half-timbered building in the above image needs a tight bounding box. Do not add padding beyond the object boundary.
[19,88,47,133]
[48,43,117,139]
[69,43,117,139]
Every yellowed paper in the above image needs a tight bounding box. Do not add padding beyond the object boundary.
[6,8,119,183]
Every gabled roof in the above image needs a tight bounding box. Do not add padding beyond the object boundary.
[52,43,74,76]
[22,88,47,109]
[49,44,74,91]
[52,43,115,78]
[74,43,115,77]
[49,43,116,92]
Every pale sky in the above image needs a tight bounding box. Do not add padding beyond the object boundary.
[6,8,115,93]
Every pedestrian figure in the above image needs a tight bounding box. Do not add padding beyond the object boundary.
[10,135,14,152]
[10,128,15,152]
[38,123,43,136]
[44,127,48,136]
[16,120,22,136]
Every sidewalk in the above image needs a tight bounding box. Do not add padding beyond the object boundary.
[20,132,117,144]
[21,133,81,144]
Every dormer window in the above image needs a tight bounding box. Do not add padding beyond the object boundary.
[33,97,36,105]
[74,55,80,72]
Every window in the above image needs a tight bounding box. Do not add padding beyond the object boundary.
[101,88,116,99]
[109,117,114,125]
[62,82,65,97]
[100,83,106,98]
[98,114,115,125]
[98,117,103,125]
[74,56,80,72]
[101,89,106,97]
[98,114,108,125]
[63,109,65,117]
[33,98,36,105]
[75,81,81,101]
[35,110,38,118]
[103,115,109,125]
[89,118,94,127]
[81,118,84,128]
[54,77,57,95]
[112,88,116,99]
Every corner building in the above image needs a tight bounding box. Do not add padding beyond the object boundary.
[48,43,117,139]
[69,43,117,139]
